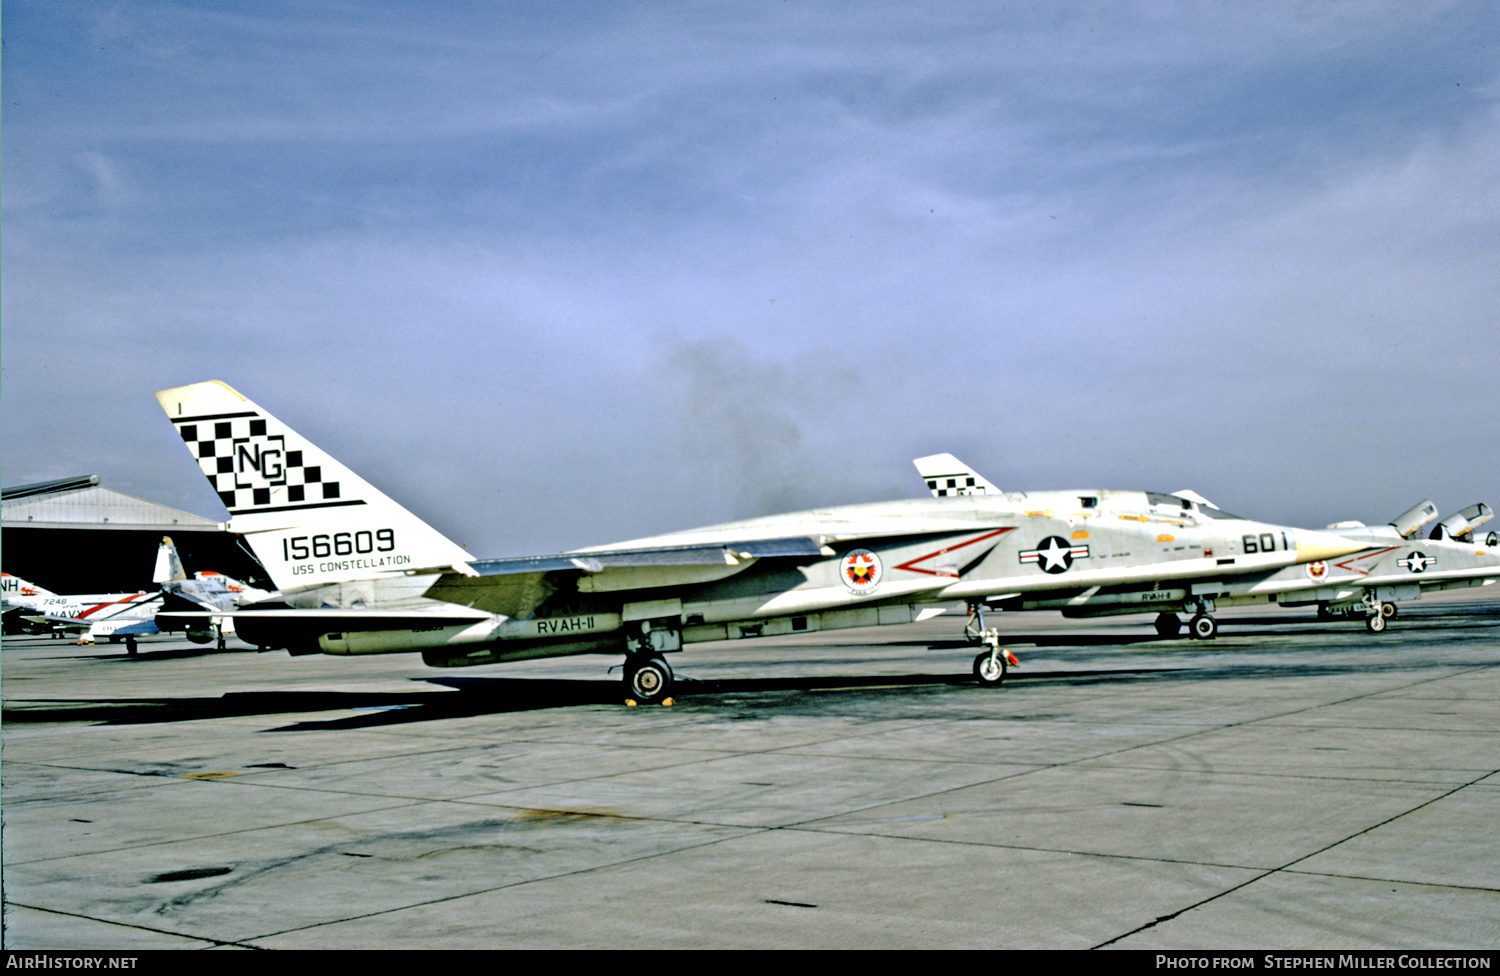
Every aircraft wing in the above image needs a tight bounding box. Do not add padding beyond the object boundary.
[471,536,829,574]
[35,613,93,632]
[426,537,832,616]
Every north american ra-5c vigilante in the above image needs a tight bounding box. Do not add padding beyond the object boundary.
[155,381,1368,703]
[916,455,1499,637]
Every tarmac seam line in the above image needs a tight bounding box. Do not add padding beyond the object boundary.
[1088,764,1499,949]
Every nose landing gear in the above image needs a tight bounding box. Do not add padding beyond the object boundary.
[969,607,1017,687]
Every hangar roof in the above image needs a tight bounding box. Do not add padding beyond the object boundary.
[2,475,224,532]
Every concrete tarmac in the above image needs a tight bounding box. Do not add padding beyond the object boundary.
[3,592,1498,949]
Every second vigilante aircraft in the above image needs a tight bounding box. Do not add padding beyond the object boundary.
[155,381,1366,703]
[916,455,1499,636]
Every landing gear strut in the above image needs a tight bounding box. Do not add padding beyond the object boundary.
[1360,592,1388,634]
[964,602,988,644]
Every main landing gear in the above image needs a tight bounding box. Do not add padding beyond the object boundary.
[1182,599,1217,640]
[622,619,680,705]
[1154,611,1222,640]
[625,655,673,704]
[1316,598,1398,631]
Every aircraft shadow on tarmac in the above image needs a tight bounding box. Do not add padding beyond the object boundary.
[6,601,1492,730]
[0,645,1458,732]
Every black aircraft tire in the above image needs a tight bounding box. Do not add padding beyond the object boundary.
[1366,613,1387,634]
[973,651,1007,687]
[1190,614,1217,640]
[1154,613,1182,638]
[626,657,674,704]
[1381,602,1398,619]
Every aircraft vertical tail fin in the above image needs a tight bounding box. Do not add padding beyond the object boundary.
[913,454,1000,497]
[1,573,56,599]
[154,381,476,594]
[153,537,187,585]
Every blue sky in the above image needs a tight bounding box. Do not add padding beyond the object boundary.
[4,2,1498,555]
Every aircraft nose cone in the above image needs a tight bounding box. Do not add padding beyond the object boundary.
[1293,528,1367,563]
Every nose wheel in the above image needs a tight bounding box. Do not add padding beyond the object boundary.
[973,650,1006,686]
[1189,613,1218,640]
[971,626,1016,687]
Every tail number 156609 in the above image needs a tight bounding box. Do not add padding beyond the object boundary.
[283,530,395,561]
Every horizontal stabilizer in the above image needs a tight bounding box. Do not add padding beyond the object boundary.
[159,607,492,628]
[159,606,494,647]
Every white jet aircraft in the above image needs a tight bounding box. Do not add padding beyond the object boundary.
[152,381,1370,702]
[154,536,278,647]
[1,573,149,638]
[915,455,1499,636]
[8,539,270,651]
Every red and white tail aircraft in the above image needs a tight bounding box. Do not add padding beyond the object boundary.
[1,573,149,638]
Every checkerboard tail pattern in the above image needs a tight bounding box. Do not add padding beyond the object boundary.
[172,411,357,516]
[912,454,998,498]
[925,475,987,497]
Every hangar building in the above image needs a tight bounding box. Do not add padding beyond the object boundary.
[2,475,266,593]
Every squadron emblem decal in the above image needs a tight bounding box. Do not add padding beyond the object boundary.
[1399,551,1435,574]
[1306,560,1329,582]
[1020,536,1090,574]
[840,549,883,593]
